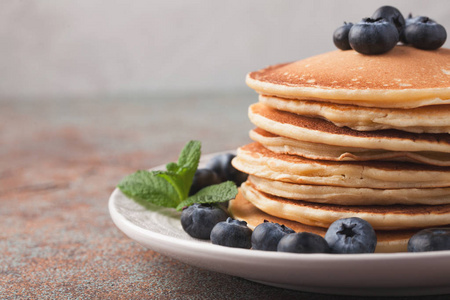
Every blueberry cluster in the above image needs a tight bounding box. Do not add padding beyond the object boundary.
[181,202,450,253]
[250,219,374,254]
[181,203,253,248]
[182,204,379,253]
[333,6,447,55]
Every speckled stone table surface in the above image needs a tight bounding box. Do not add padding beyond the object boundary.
[1,96,449,300]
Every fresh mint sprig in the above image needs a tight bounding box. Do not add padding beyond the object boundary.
[117,140,238,211]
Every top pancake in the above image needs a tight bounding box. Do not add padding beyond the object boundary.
[246,46,450,108]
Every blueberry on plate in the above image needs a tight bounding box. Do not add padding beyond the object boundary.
[371,6,405,35]
[251,220,295,251]
[277,232,330,254]
[206,153,248,186]
[403,16,447,50]
[333,22,353,50]
[408,228,450,252]
[189,168,222,196]
[181,203,228,239]
[324,217,377,254]
[210,217,252,248]
[349,17,399,55]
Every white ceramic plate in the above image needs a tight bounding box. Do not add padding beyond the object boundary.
[109,153,450,296]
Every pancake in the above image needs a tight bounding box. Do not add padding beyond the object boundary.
[232,143,450,188]
[248,175,450,206]
[250,128,450,166]
[259,95,450,134]
[249,103,450,153]
[246,46,450,108]
[240,181,450,231]
[229,190,417,253]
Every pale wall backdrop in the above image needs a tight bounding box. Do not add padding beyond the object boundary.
[1,0,449,100]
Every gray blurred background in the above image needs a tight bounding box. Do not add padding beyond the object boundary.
[1,0,449,101]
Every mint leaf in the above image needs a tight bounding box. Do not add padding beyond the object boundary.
[118,170,180,208]
[177,140,201,170]
[175,140,201,198]
[155,171,185,201]
[163,141,201,199]
[117,140,239,212]
[117,140,202,209]
[176,181,238,211]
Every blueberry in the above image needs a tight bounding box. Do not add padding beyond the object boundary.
[189,168,221,196]
[181,203,228,239]
[210,217,252,248]
[206,153,248,186]
[333,22,353,50]
[324,217,377,254]
[251,220,295,251]
[371,6,405,36]
[349,18,399,55]
[277,232,331,254]
[403,17,447,50]
[402,15,438,44]
[408,228,450,252]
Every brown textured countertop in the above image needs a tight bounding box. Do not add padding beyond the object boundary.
[1,95,448,299]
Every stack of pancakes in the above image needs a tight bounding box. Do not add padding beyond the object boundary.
[229,46,450,252]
